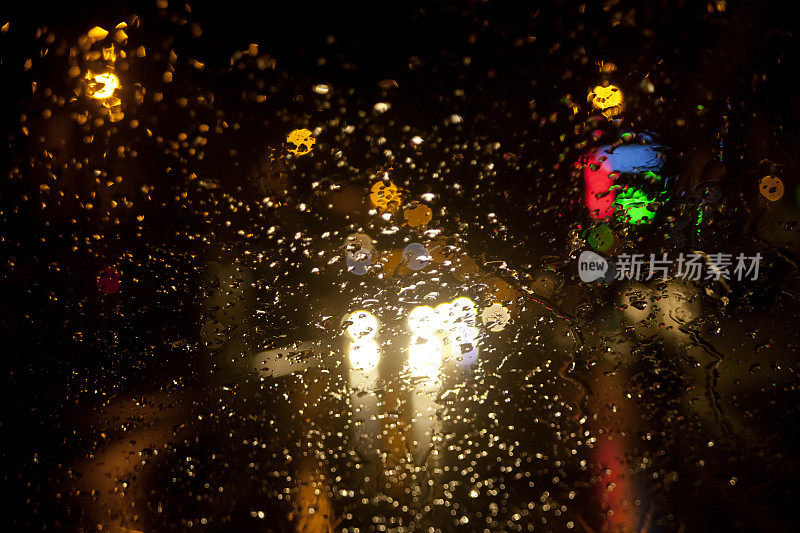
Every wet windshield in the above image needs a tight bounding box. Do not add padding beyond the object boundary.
[3,1,800,531]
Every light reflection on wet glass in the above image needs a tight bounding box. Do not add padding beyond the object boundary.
[4,1,800,531]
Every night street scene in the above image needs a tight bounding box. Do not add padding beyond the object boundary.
[2,1,800,531]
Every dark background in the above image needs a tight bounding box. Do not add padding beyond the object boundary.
[3,1,800,531]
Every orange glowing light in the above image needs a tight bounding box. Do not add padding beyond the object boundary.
[403,202,433,227]
[369,180,402,213]
[87,26,109,42]
[588,84,623,118]
[759,175,784,201]
[102,44,118,63]
[86,71,120,100]
[285,128,316,155]
[85,71,124,122]
[481,303,510,332]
